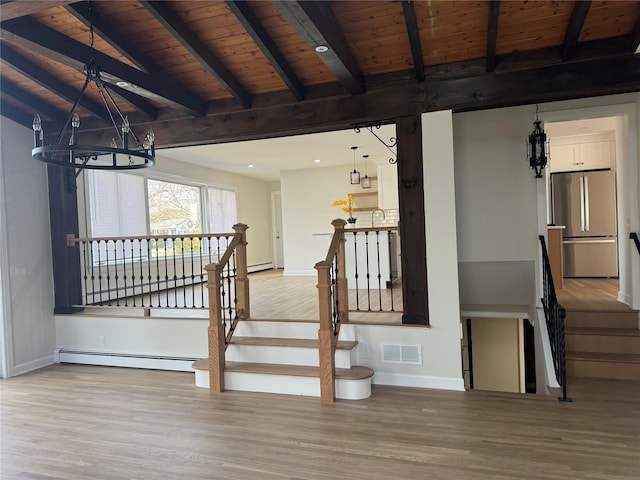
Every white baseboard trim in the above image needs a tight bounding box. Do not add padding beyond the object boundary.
[617,291,631,306]
[372,372,465,391]
[283,269,316,276]
[12,354,55,377]
[248,263,273,273]
[55,348,197,372]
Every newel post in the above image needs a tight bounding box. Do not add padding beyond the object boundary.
[233,223,250,319]
[315,260,336,402]
[332,219,349,324]
[205,263,226,393]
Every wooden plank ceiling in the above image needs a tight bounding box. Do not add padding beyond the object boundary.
[0,0,638,148]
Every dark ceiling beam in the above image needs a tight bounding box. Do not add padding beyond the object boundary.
[76,54,638,149]
[401,0,425,82]
[562,1,592,61]
[64,3,155,74]
[0,45,112,124]
[629,17,640,53]
[225,0,305,101]
[0,0,76,20]
[0,78,68,124]
[426,54,638,112]
[142,1,251,109]
[486,0,501,72]
[274,1,365,95]
[105,84,158,121]
[0,17,207,115]
[0,99,37,129]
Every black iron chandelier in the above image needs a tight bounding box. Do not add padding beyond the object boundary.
[31,2,155,176]
[527,105,549,178]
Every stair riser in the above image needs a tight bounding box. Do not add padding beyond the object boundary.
[225,345,354,369]
[567,359,640,380]
[233,321,318,339]
[193,370,371,400]
[566,335,640,355]
[564,311,639,329]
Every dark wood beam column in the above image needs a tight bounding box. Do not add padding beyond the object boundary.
[47,166,83,314]
[396,115,429,325]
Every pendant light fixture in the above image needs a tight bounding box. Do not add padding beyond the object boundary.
[349,146,360,184]
[361,154,372,189]
[527,104,549,178]
[31,1,155,177]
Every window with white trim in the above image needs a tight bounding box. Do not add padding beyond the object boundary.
[86,170,238,241]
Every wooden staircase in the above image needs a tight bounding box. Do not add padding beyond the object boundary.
[565,309,640,380]
[192,318,374,399]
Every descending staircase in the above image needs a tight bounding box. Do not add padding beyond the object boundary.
[192,318,374,399]
[565,309,640,380]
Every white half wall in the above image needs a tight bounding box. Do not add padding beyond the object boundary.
[0,118,56,377]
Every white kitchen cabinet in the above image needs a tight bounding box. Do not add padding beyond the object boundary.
[377,163,398,210]
[550,141,613,172]
[579,141,613,170]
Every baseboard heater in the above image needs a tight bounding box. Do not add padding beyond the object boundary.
[54,348,200,372]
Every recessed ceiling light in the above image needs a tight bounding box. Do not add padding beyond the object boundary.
[314,159,321,163]
[116,81,129,87]
[248,164,254,168]
[315,45,329,53]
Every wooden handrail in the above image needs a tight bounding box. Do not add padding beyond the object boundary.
[67,231,236,245]
[204,223,249,394]
[342,225,399,234]
[315,218,348,402]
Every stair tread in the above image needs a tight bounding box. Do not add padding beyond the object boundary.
[565,327,640,337]
[229,336,357,350]
[567,352,640,363]
[242,317,319,324]
[193,359,374,380]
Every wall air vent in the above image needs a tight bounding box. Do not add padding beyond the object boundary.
[381,344,422,365]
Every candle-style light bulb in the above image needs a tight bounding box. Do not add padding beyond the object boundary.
[70,113,80,146]
[121,116,130,149]
[147,129,154,143]
[110,138,117,148]
[32,115,42,147]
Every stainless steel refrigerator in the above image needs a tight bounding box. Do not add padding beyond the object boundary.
[551,170,618,277]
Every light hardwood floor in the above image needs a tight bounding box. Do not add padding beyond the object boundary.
[557,278,634,312]
[1,364,639,480]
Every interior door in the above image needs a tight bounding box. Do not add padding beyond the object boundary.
[272,192,284,269]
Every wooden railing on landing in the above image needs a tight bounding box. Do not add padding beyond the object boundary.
[631,232,640,256]
[205,223,249,393]
[315,219,349,402]
[539,235,571,403]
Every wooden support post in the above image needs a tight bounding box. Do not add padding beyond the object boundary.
[396,115,429,325]
[233,223,250,319]
[332,219,349,326]
[205,263,226,393]
[315,261,336,402]
[48,165,83,314]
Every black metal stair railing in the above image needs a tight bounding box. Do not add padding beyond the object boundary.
[631,232,640,256]
[346,226,400,313]
[539,235,571,403]
[68,232,236,309]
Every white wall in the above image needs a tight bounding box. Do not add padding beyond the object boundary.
[0,118,56,377]
[280,165,356,275]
